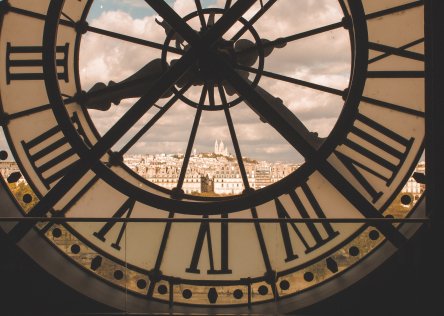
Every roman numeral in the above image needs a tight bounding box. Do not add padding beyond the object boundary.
[21,113,87,189]
[334,113,414,203]
[6,42,69,84]
[365,1,424,20]
[93,198,135,251]
[276,184,339,262]
[368,39,424,64]
[186,215,232,275]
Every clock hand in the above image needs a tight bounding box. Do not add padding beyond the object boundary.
[235,38,286,67]
[235,19,348,60]
[81,58,173,111]
[243,78,324,149]
[83,1,257,111]
[212,52,321,156]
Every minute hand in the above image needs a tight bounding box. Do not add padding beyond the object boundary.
[235,20,347,58]
[212,55,319,159]
[248,81,324,149]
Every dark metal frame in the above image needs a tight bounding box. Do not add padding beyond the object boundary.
[425,2,444,313]
[36,0,368,216]
[0,0,434,313]
[0,217,430,224]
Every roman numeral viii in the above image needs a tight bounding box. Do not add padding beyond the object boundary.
[186,215,232,274]
[21,113,88,189]
[6,42,69,84]
[276,184,339,262]
[334,113,414,203]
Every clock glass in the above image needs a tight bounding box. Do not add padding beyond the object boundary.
[0,0,425,313]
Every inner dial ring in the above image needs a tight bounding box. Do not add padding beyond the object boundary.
[161,8,265,111]
[65,0,358,215]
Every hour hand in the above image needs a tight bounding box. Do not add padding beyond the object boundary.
[80,59,172,111]
[243,79,325,149]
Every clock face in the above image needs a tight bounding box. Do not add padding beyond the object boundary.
[0,0,425,313]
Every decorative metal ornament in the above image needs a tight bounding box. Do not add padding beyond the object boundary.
[0,0,426,314]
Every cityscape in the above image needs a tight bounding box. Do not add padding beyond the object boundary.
[123,140,300,195]
[1,139,425,198]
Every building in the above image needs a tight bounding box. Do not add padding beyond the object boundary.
[402,161,426,200]
[0,161,19,179]
[214,140,229,156]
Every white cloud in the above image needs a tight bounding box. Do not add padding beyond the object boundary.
[79,0,351,162]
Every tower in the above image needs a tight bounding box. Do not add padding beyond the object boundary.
[214,140,219,154]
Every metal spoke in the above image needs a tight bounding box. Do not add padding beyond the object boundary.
[275,20,346,45]
[11,0,257,240]
[195,0,207,29]
[236,20,346,56]
[93,51,196,160]
[231,0,277,42]
[238,65,425,117]
[177,86,208,190]
[6,5,75,28]
[119,83,192,155]
[237,64,344,96]
[250,206,275,298]
[218,85,250,189]
[87,25,183,55]
[146,0,256,48]
[145,0,200,44]
[214,55,405,247]
[12,54,196,237]
[6,6,183,55]
[208,84,216,107]
[210,54,407,248]
[8,14,202,242]
[146,211,174,298]
[8,95,75,120]
[204,0,256,44]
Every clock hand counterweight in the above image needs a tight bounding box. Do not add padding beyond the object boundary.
[79,46,321,150]
[79,59,173,111]
[78,37,280,112]
[235,38,286,67]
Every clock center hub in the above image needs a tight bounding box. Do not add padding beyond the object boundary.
[160,8,265,111]
[194,39,236,82]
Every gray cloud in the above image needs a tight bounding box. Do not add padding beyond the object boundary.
[80,0,351,163]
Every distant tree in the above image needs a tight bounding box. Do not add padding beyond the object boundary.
[385,192,415,218]
[8,182,38,212]
[192,191,222,197]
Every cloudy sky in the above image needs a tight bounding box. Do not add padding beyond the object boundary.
[1,0,351,163]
